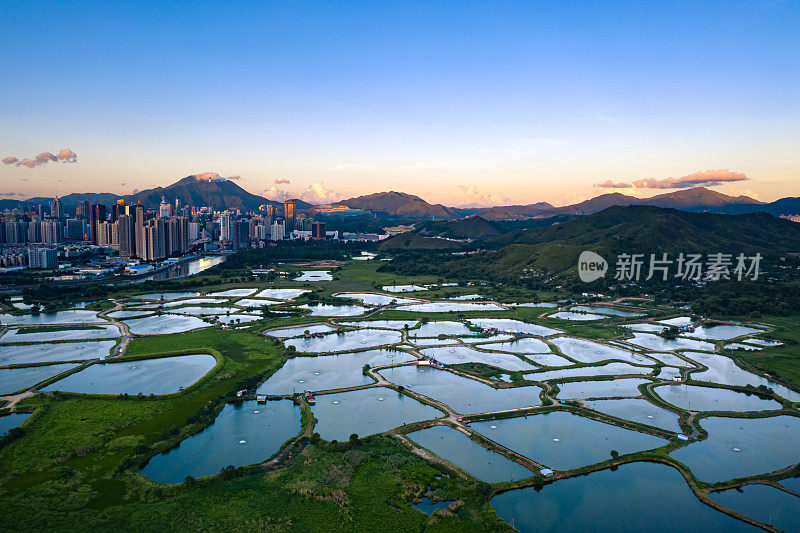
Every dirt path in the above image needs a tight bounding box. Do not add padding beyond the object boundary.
[0,390,36,412]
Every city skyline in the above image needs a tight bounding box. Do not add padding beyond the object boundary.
[2,2,799,206]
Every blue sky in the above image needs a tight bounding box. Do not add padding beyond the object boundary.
[1,1,798,205]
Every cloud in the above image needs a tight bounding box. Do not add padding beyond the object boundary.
[299,182,340,204]
[457,185,508,207]
[633,169,749,189]
[0,192,20,197]
[36,152,58,165]
[57,149,77,162]
[594,179,633,189]
[275,178,291,184]
[3,148,78,168]
[194,172,241,182]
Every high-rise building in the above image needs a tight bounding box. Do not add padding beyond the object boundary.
[111,199,124,223]
[138,218,167,261]
[270,219,285,241]
[118,214,135,257]
[76,199,90,219]
[166,216,189,255]
[284,200,296,231]
[90,204,107,245]
[27,220,42,243]
[264,203,275,222]
[28,247,58,269]
[41,219,62,244]
[311,221,327,240]
[3,221,27,244]
[158,196,170,218]
[233,220,249,249]
[65,219,85,241]
[219,212,233,242]
[49,196,63,219]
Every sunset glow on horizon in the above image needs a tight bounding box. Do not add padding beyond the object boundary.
[1,1,798,205]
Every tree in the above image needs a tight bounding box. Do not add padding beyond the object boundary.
[349,433,359,445]
[610,449,619,459]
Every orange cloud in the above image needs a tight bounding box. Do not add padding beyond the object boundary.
[594,179,633,189]
[633,169,749,189]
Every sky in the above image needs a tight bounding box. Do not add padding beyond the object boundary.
[1,1,799,207]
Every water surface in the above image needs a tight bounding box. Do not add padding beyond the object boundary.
[381,365,541,414]
[479,338,551,354]
[530,363,653,382]
[284,329,402,353]
[570,306,644,317]
[684,324,761,341]
[0,324,119,343]
[670,416,800,482]
[491,462,754,533]
[382,285,428,293]
[135,292,199,301]
[397,302,505,312]
[312,387,442,441]
[0,310,102,325]
[411,321,475,337]
[266,324,335,338]
[420,346,538,372]
[625,333,716,352]
[142,400,299,483]
[257,349,415,395]
[472,412,665,470]
[0,413,31,437]
[550,312,607,321]
[44,354,216,395]
[653,384,782,412]
[207,288,257,297]
[0,363,80,394]
[550,337,651,365]
[584,398,682,432]
[409,425,534,482]
[556,378,651,399]
[298,304,368,317]
[293,271,332,281]
[682,351,800,403]
[253,288,309,300]
[0,340,117,365]
[711,484,800,532]
[337,293,418,306]
[467,319,561,337]
[124,314,211,335]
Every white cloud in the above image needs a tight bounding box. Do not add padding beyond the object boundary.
[300,182,340,204]
[594,179,633,189]
[456,185,508,207]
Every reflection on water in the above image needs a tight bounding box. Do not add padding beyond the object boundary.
[137,255,225,283]
[492,462,755,532]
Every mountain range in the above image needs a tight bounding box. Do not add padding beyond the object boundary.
[330,187,798,220]
[2,176,798,221]
[0,176,314,213]
[377,205,800,280]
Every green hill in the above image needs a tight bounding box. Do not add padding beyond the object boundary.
[414,216,507,239]
[377,233,463,251]
[378,205,800,281]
